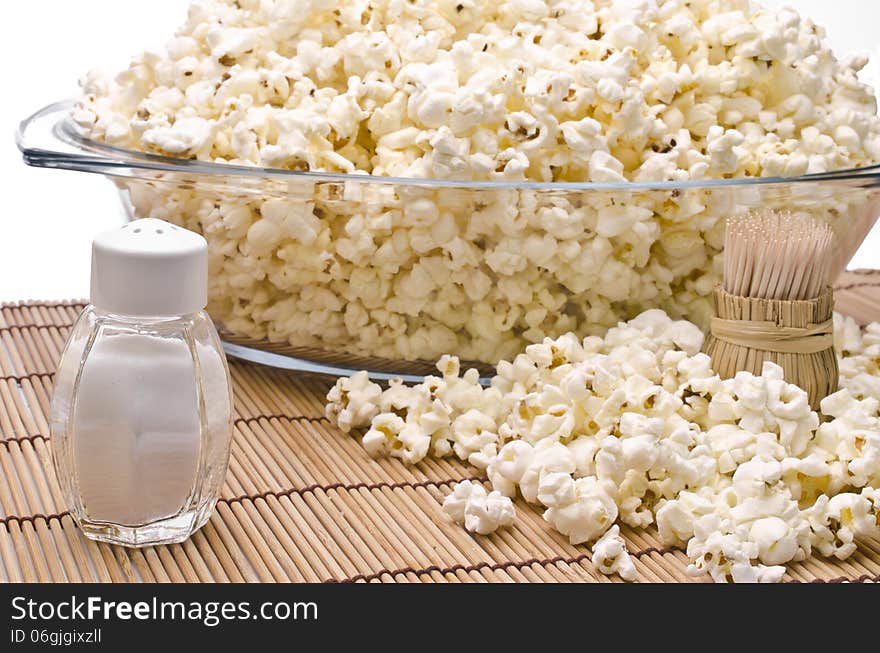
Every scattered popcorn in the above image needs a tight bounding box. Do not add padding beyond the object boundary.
[329,311,880,583]
[591,525,637,582]
[487,439,534,498]
[686,525,786,584]
[749,517,801,567]
[325,371,382,433]
[442,480,516,535]
[362,413,430,465]
[807,492,876,559]
[76,0,880,364]
[518,441,576,505]
[543,476,619,545]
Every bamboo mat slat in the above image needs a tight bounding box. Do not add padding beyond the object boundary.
[1,271,879,583]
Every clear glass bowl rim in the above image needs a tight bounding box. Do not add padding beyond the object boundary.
[18,100,880,191]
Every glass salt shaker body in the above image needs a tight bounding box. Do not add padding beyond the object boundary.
[50,219,232,547]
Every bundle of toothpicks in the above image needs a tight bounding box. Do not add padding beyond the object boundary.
[704,210,838,410]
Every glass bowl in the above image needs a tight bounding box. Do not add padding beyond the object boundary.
[18,101,880,381]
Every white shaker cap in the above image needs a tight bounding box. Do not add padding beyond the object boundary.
[90,218,208,317]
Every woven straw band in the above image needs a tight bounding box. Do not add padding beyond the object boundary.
[709,317,834,354]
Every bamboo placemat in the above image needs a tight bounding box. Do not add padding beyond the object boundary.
[1,272,879,583]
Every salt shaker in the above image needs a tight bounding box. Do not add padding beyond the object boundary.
[50,218,232,547]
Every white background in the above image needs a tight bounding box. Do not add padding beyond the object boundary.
[2,1,879,302]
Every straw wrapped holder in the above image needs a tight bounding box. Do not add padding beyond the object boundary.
[704,285,838,410]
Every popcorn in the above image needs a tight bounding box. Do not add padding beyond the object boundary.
[362,413,431,465]
[709,362,819,457]
[77,0,880,365]
[686,520,786,584]
[781,454,833,507]
[807,492,877,559]
[834,313,865,356]
[329,310,880,583]
[655,490,716,547]
[443,480,516,535]
[325,371,382,433]
[543,476,619,545]
[450,409,498,465]
[487,440,535,498]
[441,480,478,525]
[591,525,637,582]
[749,517,801,567]
[142,117,214,156]
[518,440,576,504]
[465,491,517,535]
[704,425,761,474]
[537,471,578,509]
[567,435,600,478]
[507,388,576,445]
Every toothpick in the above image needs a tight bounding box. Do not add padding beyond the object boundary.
[710,209,839,409]
[724,210,834,301]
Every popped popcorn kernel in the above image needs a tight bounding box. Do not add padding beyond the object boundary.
[443,480,516,535]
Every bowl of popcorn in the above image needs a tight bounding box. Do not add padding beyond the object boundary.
[17,0,880,377]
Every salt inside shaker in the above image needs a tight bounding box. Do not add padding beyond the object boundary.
[50,218,232,547]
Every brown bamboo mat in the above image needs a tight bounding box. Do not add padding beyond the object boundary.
[1,273,879,583]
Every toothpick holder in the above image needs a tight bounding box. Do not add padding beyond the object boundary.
[704,285,838,410]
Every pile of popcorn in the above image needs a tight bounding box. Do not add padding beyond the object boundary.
[326,310,880,582]
[76,0,880,179]
[73,0,880,362]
